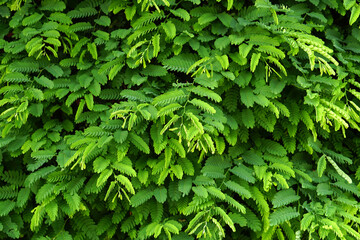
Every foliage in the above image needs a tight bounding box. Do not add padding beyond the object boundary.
[1,0,360,239]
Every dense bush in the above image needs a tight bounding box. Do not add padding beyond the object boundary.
[2,0,360,239]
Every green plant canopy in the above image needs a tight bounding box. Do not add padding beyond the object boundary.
[1,0,360,239]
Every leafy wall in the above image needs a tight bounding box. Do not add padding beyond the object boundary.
[1,0,360,239]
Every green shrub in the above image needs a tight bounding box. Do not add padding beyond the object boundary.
[1,0,360,239]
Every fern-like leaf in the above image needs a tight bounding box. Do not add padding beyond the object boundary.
[130,189,154,207]
[189,86,222,102]
[129,132,150,154]
[189,98,216,114]
[269,207,299,226]
[272,189,300,208]
[153,89,187,106]
[162,54,199,72]
[224,180,252,198]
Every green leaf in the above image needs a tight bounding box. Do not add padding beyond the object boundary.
[138,170,149,184]
[224,180,252,198]
[170,8,190,21]
[317,154,327,177]
[40,0,66,11]
[225,195,246,214]
[344,0,356,10]
[214,207,236,231]
[162,21,176,39]
[221,71,235,80]
[189,98,216,114]
[169,138,186,158]
[125,5,136,20]
[55,231,72,240]
[192,186,208,198]
[45,201,58,221]
[93,30,110,41]
[178,158,195,176]
[326,156,352,184]
[22,13,43,26]
[258,45,285,59]
[198,13,217,25]
[301,213,315,231]
[214,137,226,155]
[230,165,256,183]
[263,140,287,157]
[93,157,110,173]
[240,87,255,108]
[227,0,234,10]
[272,189,300,208]
[154,187,167,203]
[171,165,183,179]
[63,192,81,213]
[189,87,221,104]
[269,207,299,226]
[113,162,136,177]
[109,64,124,80]
[339,222,360,240]
[153,89,187,106]
[96,169,113,187]
[44,38,61,47]
[250,52,261,72]
[17,101,28,113]
[84,94,94,110]
[87,42,97,60]
[242,150,265,166]
[129,132,150,154]
[71,37,89,57]
[131,74,147,86]
[35,76,54,89]
[3,72,29,83]
[30,205,45,231]
[186,112,204,134]
[157,103,182,117]
[75,99,85,121]
[36,183,55,203]
[178,177,192,196]
[214,36,230,50]
[0,200,15,216]
[69,22,93,32]
[42,30,60,38]
[25,166,57,187]
[350,4,360,25]
[116,175,135,194]
[94,16,111,26]
[46,65,64,78]
[49,12,72,24]
[114,130,128,144]
[239,43,253,58]
[152,34,160,57]
[321,219,344,239]
[28,103,44,117]
[187,57,211,75]
[207,186,225,200]
[130,189,153,207]
[17,188,30,207]
[160,115,180,135]
[215,55,229,70]
[242,108,255,128]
